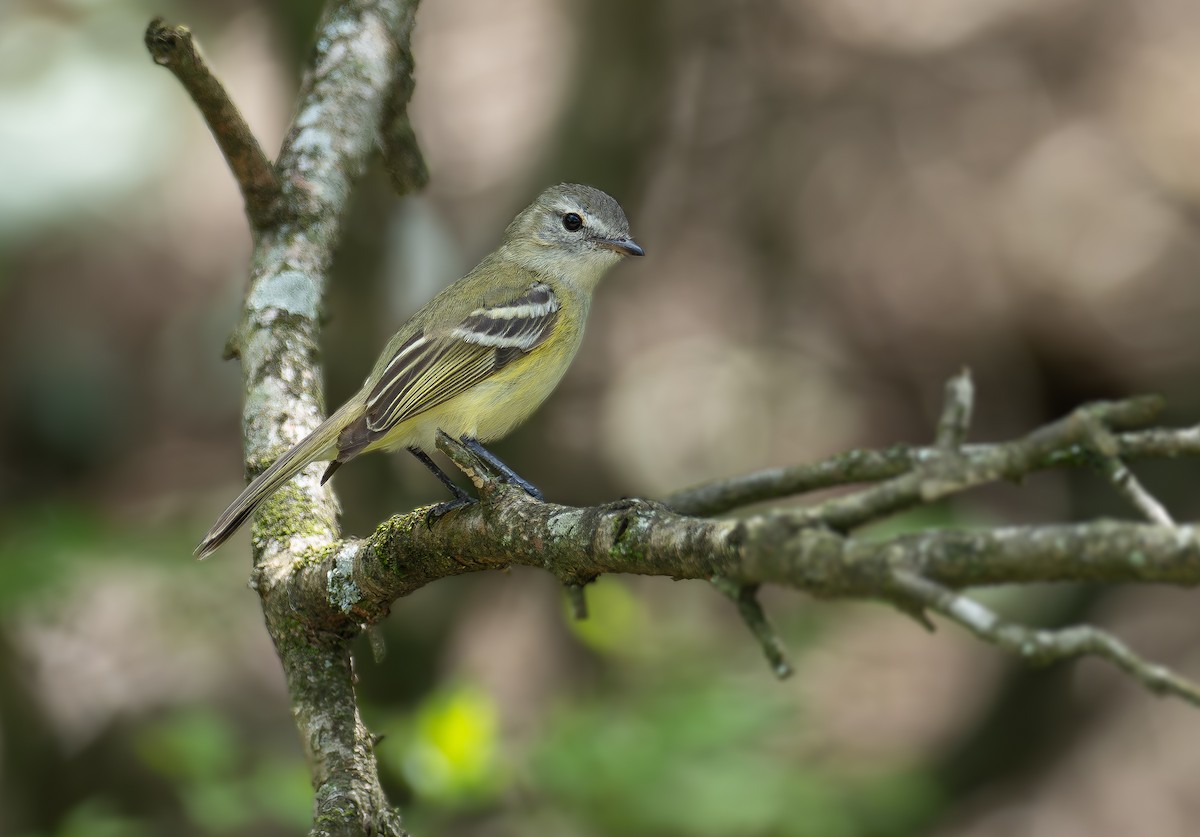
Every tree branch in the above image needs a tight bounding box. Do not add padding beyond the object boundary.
[666,396,1194,517]
[246,3,425,834]
[293,467,1200,703]
[155,0,1200,831]
[311,497,1200,619]
[891,571,1200,706]
[145,18,280,228]
[756,396,1164,532]
[291,409,1200,708]
[153,2,424,834]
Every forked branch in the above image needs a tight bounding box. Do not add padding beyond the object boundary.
[151,2,1200,834]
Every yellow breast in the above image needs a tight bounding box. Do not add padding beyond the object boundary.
[369,285,589,453]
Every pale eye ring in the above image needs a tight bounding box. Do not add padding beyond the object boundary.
[562,212,583,232]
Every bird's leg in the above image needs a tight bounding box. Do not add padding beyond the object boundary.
[460,437,545,501]
[409,447,476,521]
[409,447,471,500]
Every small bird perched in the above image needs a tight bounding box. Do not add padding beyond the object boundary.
[196,183,643,559]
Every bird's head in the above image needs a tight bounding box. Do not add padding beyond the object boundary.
[501,183,644,289]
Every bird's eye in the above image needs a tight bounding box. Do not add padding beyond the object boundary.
[562,212,583,232]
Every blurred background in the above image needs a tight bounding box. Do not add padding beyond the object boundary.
[4,0,1200,834]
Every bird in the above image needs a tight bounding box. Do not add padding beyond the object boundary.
[195,183,643,559]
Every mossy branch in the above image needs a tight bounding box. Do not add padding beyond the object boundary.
[150,2,425,835]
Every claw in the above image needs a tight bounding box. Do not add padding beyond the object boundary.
[460,436,544,500]
[424,495,477,528]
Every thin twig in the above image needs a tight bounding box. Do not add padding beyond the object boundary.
[665,446,923,517]
[935,368,974,450]
[891,570,1200,707]
[436,431,491,492]
[1082,421,1175,526]
[668,396,1174,519]
[1119,425,1200,459]
[711,577,792,679]
[1103,459,1175,526]
[145,18,280,228]
[783,396,1164,532]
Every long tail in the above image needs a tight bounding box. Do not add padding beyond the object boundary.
[195,406,353,560]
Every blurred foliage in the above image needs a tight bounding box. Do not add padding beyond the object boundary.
[526,681,939,837]
[27,799,150,837]
[135,709,311,833]
[565,575,648,656]
[375,685,506,805]
[370,664,942,837]
[1,510,310,836]
[0,507,108,608]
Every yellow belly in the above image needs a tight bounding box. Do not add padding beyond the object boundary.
[366,321,583,454]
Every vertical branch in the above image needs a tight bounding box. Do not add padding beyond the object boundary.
[151,2,425,834]
[246,3,425,835]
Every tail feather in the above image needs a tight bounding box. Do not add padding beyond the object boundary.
[195,409,349,559]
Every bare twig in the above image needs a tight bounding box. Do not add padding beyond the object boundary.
[667,425,1200,518]
[1118,424,1200,459]
[891,570,1200,707]
[145,18,280,228]
[668,396,1171,520]
[666,446,925,517]
[711,577,793,679]
[1082,421,1175,526]
[935,368,974,450]
[1103,459,1175,526]
[785,396,1163,532]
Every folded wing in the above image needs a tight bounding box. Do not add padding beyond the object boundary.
[363,282,560,436]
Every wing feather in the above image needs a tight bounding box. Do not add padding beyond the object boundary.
[362,283,559,436]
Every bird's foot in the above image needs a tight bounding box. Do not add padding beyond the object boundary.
[424,495,478,527]
[500,470,544,501]
[460,436,544,501]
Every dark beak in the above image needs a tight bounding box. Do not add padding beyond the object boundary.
[599,236,645,257]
